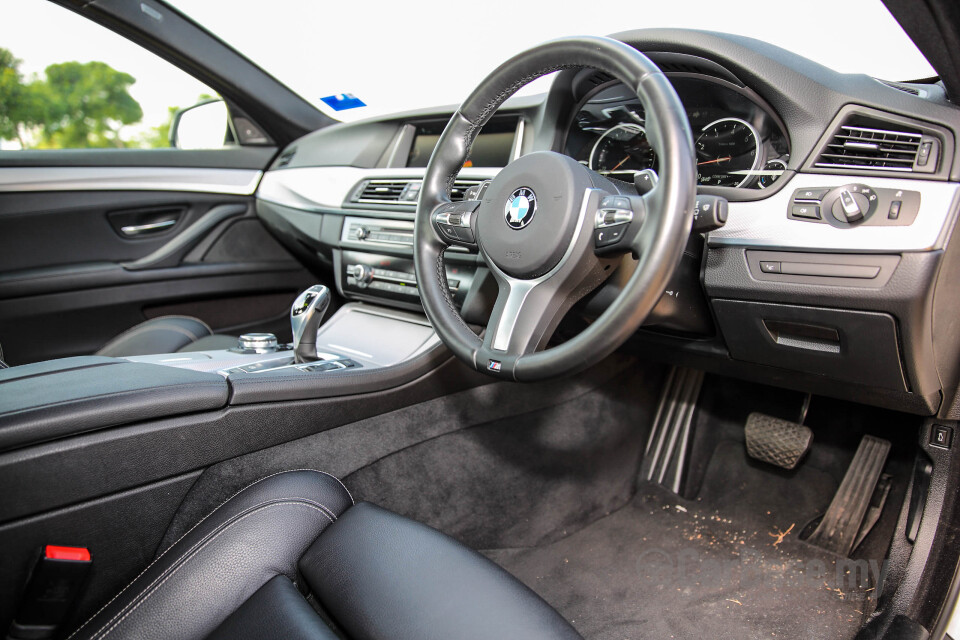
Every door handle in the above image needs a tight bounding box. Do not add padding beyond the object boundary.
[122,203,247,270]
[120,219,178,236]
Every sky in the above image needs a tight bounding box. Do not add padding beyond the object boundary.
[1,0,938,134]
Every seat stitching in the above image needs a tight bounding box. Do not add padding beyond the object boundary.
[169,470,353,552]
[67,472,346,640]
[87,501,333,640]
[161,470,353,556]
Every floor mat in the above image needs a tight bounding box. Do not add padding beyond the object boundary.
[485,440,880,640]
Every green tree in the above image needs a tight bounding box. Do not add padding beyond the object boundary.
[135,105,178,148]
[38,60,143,148]
[0,48,44,146]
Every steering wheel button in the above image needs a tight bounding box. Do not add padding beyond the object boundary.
[438,223,459,239]
[454,227,476,243]
[594,222,629,247]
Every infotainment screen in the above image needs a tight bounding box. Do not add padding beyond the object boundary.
[406,116,518,168]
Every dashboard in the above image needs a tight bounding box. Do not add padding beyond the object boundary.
[253,28,960,419]
[564,75,790,189]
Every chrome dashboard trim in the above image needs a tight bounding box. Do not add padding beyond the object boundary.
[256,166,498,212]
[0,167,262,195]
[708,173,960,252]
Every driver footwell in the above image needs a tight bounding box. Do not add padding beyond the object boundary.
[484,441,878,640]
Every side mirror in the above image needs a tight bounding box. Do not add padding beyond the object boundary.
[170,99,231,150]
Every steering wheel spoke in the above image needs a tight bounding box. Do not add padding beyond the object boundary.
[484,273,559,356]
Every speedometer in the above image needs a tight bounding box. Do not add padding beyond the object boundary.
[589,123,656,175]
[695,118,762,187]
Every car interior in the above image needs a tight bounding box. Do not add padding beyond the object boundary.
[2,1,960,639]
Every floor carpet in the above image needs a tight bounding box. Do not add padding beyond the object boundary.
[485,439,880,640]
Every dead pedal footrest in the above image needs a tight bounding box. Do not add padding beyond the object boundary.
[806,435,891,556]
[744,412,813,470]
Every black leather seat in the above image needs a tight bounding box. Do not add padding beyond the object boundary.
[68,470,582,640]
[94,316,237,357]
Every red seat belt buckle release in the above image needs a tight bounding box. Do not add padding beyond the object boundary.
[8,545,92,640]
[44,545,92,562]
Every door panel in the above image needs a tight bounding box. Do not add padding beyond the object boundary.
[0,186,318,365]
[0,191,250,272]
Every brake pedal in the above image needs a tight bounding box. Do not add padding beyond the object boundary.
[744,412,813,470]
[807,435,891,557]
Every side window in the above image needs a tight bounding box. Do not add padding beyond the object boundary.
[0,0,230,151]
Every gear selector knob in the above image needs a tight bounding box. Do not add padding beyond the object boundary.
[291,285,331,363]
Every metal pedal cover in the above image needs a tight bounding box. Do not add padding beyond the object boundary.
[807,435,891,557]
[744,412,814,470]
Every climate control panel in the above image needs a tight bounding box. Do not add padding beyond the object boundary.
[339,250,476,309]
[788,184,920,227]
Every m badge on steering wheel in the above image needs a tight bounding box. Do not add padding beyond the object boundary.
[505,187,537,229]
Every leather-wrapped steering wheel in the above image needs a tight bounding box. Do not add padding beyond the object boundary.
[413,35,696,381]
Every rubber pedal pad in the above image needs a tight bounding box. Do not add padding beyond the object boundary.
[744,412,813,470]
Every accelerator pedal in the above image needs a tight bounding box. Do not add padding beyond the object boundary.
[640,367,704,493]
[745,412,814,470]
[807,435,891,556]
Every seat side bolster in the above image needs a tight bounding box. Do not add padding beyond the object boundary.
[95,316,214,358]
[68,470,352,640]
[300,502,584,640]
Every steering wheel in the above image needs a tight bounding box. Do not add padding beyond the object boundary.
[414,36,696,381]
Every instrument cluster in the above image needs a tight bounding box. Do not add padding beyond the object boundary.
[565,75,790,189]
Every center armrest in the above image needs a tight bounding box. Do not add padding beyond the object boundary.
[0,356,228,452]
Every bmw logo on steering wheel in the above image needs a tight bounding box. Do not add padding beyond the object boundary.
[504,187,537,229]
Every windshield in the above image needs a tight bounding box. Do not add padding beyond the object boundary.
[169,0,935,123]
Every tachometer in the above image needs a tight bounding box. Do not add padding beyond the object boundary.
[695,118,762,187]
[589,123,656,175]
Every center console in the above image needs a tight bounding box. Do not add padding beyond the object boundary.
[335,215,481,312]
[126,302,439,377]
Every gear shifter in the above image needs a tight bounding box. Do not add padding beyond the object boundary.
[290,285,331,363]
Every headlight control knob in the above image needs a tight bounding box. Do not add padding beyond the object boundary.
[829,184,876,224]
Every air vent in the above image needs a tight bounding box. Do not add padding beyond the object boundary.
[814,119,940,174]
[352,178,485,205]
[877,80,923,97]
[355,180,410,203]
[276,148,296,167]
